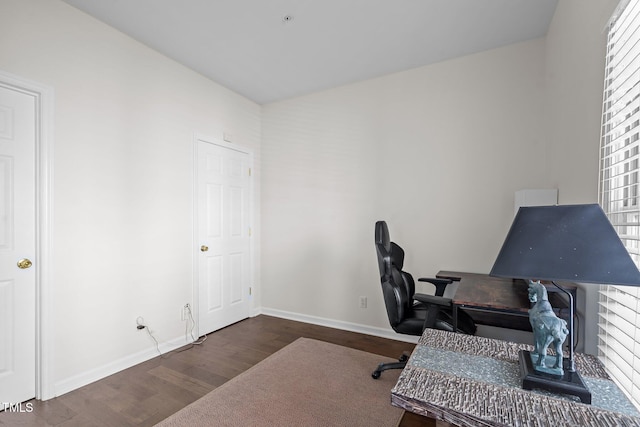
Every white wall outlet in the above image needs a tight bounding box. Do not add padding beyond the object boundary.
[359,296,367,309]
[136,316,145,330]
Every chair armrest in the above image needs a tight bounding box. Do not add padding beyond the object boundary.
[413,292,452,307]
[418,277,453,297]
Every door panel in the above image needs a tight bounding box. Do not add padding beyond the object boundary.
[206,183,223,237]
[0,156,12,249]
[229,252,244,303]
[206,255,223,310]
[230,186,243,236]
[0,85,36,404]
[197,139,251,335]
[0,280,14,376]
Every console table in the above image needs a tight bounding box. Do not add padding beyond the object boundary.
[391,329,640,427]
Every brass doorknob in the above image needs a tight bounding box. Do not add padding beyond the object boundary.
[17,258,33,269]
[200,245,209,252]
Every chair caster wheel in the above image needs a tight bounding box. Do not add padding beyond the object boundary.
[399,354,409,363]
[372,370,381,379]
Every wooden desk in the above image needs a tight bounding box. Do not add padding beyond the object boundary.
[436,270,576,331]
[392,329,640,427]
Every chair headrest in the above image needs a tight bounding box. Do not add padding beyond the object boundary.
[375,221,390,252]
[376,221,405,269]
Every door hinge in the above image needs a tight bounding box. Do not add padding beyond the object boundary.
[248,167,252,176]
[248,227,252,236]
[249,287,252,296]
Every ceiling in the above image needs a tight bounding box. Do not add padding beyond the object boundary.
[61,0,559,105]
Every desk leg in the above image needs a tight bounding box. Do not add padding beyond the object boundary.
[452,304,459,333]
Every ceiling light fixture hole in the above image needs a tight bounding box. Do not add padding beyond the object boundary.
[282,14,294,23]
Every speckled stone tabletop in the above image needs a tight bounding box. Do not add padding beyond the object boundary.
[391,329,640,427]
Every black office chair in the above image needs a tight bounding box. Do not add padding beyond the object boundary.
[372,221,476,379]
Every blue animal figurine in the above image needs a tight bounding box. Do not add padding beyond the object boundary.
[527,280,569,376]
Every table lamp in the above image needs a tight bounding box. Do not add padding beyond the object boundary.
[490,204,640,403]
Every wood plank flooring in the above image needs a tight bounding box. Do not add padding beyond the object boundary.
[0,315,443,426]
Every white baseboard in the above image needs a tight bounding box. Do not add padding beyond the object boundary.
[53,309,416,398]
[53,335,191,398]
[250,306,262,317]
[258,308,419,344]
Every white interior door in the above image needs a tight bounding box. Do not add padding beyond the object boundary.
[197,138,252,335]
[0,85,37,404]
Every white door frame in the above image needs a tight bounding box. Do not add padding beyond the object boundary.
[192,133,254,338]
[0,70,55,400]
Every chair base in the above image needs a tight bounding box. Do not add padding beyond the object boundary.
[372,352,410,379]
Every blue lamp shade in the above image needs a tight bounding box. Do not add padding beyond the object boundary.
[490,204,640,286]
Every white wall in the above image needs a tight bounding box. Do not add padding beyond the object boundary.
[262,39,550,330]
[545,0,616,202]
[0,0,261,396]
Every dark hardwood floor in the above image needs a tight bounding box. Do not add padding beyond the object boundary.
[0,315,442,426]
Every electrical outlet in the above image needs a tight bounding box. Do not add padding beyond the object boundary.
[359,296,367,309]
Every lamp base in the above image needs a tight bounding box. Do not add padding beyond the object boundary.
[519,350,591,404]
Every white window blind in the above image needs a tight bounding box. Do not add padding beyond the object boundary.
[598,0,640,410]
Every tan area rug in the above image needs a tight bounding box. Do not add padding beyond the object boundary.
[155,337,404,427]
